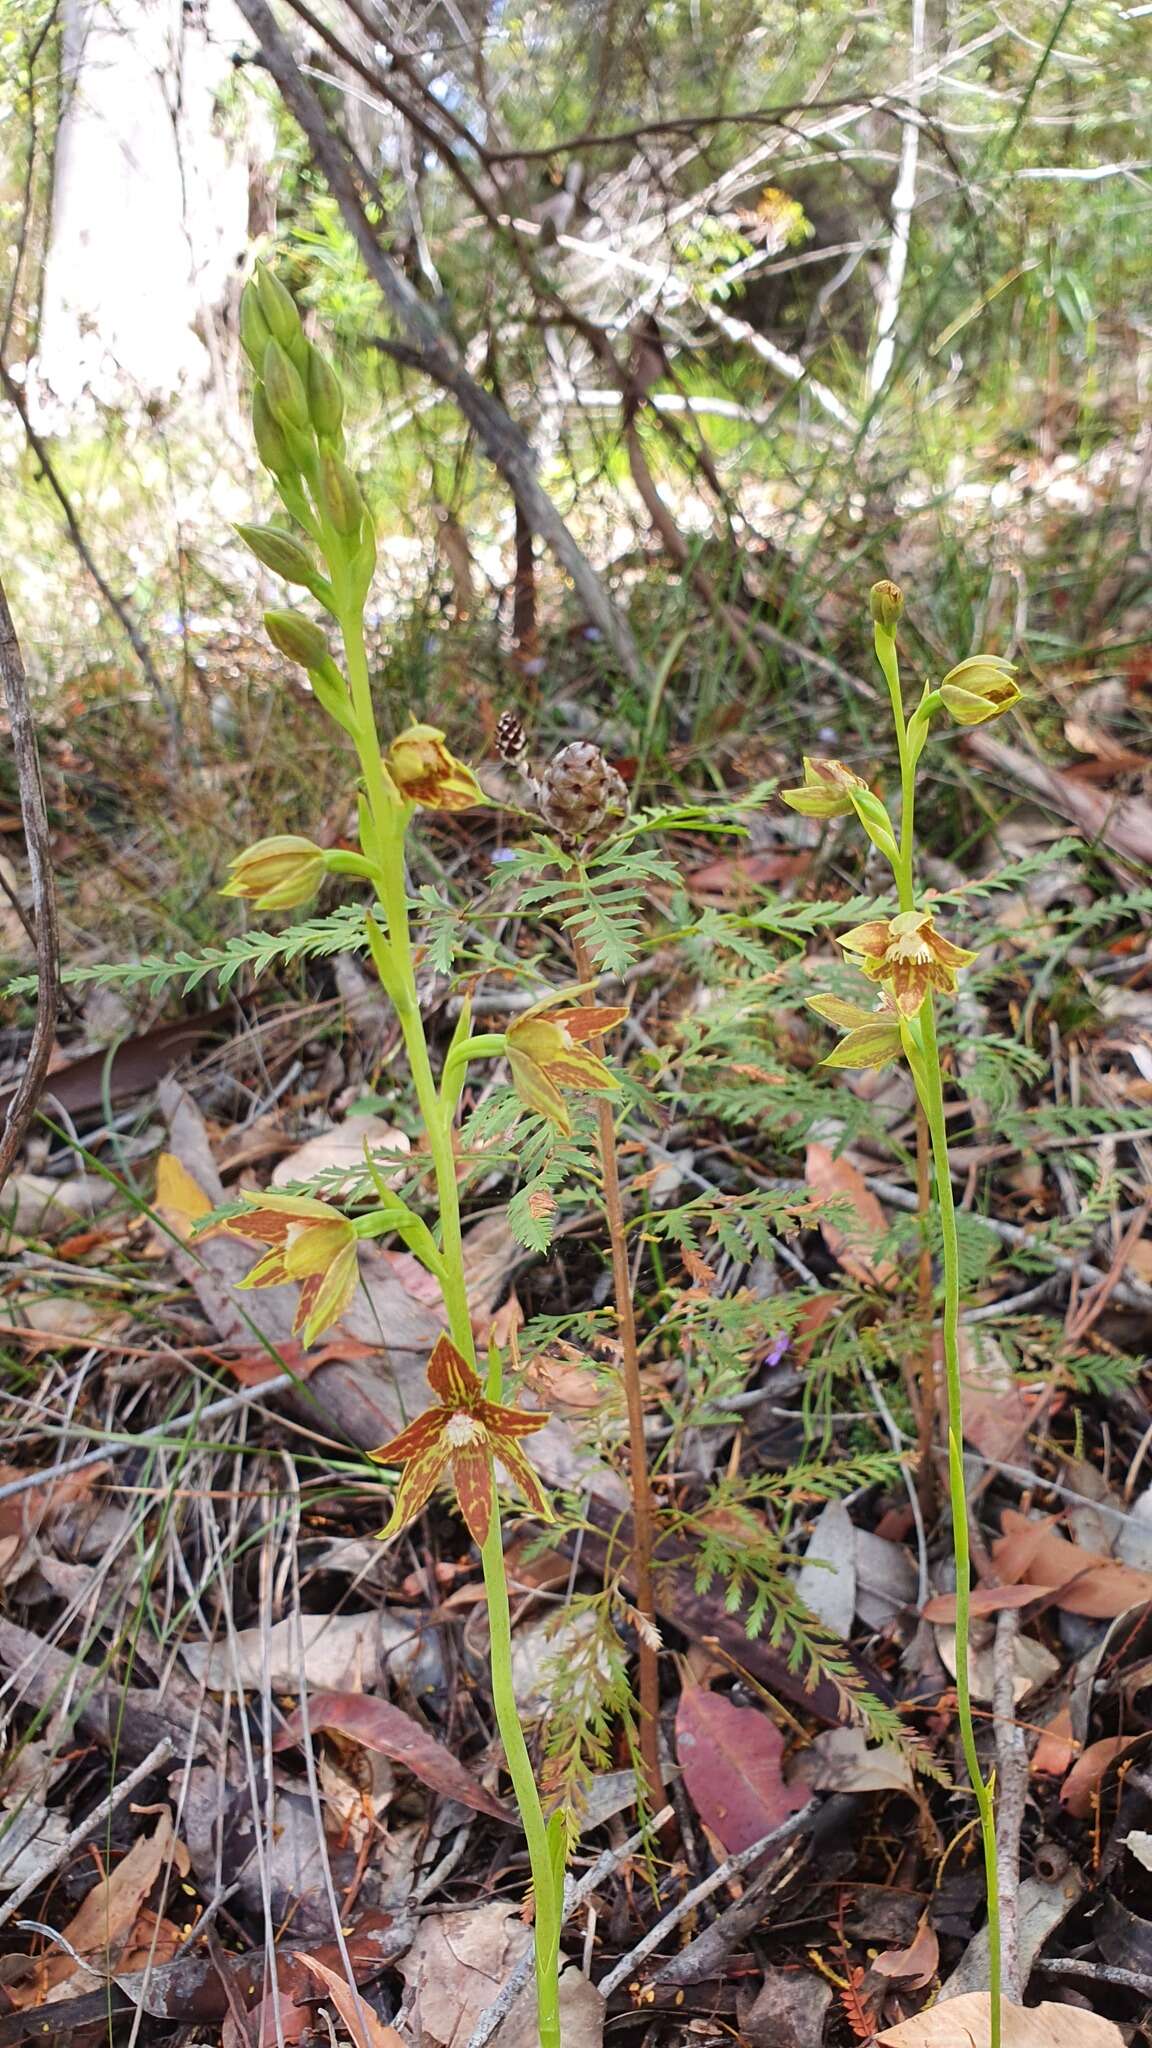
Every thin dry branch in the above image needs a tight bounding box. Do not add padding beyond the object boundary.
[0,570,59,1185]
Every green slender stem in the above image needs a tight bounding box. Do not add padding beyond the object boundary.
[878,615,1001,2043]
[335,596,562,2044]
[481,1501,563,2048]
[918,1000,1001,2046]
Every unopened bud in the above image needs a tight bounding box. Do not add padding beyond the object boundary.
[252,383,292,477]
[780,757,866,819]
[939,656,1021,726]
[239,283,271,370]
[236,524,318,585]
[870,580,904,633]
[222,834,325,909]
[318,448,365,537]
[254,262,303,349]
[307,345,344,440]
[262,339,311,434]
[264,608,330,670]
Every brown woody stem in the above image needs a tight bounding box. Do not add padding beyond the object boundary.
[572,932,664,1813]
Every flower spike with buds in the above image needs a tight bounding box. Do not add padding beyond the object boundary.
[839,908,975,1017]
[371,1335,553,1546]
[383,724,487,811]
[222,835,326,910]
[790,581,1010,2048]
[224,1191,359,1346]
[938,656,1021,726]
[505,996,628,1134]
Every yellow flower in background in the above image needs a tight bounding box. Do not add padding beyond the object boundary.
[938,657,1021,726]
[506,997,628,1136]
[224,1190,359,1346]
[780,757,869,819]
[839,909,975,1017]
[222,835,326,909]
[384,725,487,810]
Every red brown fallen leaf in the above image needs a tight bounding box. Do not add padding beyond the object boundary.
[297,1953,403,2047]
[675,1685,810,1853]
[1032,1706,1078,1778]
[921,1584,1051,1624]
[871,1910,940,1989]
[804,1142,897,1291]
[1060,1731,1149,1818]
[273,1689,514,1823]
[992,1508,1152,1617]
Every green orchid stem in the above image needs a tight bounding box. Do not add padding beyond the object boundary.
[881,617,1001,2046]
[919,1000,1001,2044]
[481,1498,563,2048]
[333,591,562,2047]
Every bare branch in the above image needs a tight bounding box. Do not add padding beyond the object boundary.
[0,570,59,1185]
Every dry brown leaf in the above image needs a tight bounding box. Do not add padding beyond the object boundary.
[181,1609,436,1694]
[272,1118,410,1194]
[922,1585,1048,1623]
[935,1622,1058,1703]
[872,1909,939,1989]
[492,1967,604,2048]
[1031,1707,1077,1779]
[298,1951,403,2048]
[400,1903,531,2046]
[789,1726,914,1795]
[804,1143,896,1290]
[956,1329,1032,1462]
[993,1508,1152,1617]
[7,1808,186,2007]
[1061,1732,1147,1817]
[879,1993,1124,2048]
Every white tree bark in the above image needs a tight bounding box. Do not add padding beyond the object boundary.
[34,0,260,413]
[866,0,928,403]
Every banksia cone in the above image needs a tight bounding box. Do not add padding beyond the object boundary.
[537,741,627,845]
[495,710,528,767]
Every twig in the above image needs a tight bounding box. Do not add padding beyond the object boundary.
[857,1353,929,1608]
[597,1800,818,1999]
[573,932,663,1814]
[865,1174,1152,1311]
[0,1736,173,1930]
[0,571,59,1186]
[464,1804,675,2048]
[992,1608,1028,2003]
[0,367,173,722]
[0,1372,296,1506]
[1040,1959,1152,1994]
[233,0,645,688]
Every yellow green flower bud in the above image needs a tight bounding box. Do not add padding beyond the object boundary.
[938,656,1021,726]
[780,757,867,819]
[317,449,365,537]
[251,383,292,477]
[262,339,310,434]
[236,524,318,585]
[239,283,272,370]
[264,608,330,670]
[306,345,344,440]
[383,724,487,810]
[254,262,303,349]
[869,580,904,633]
[222,834,325,909]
